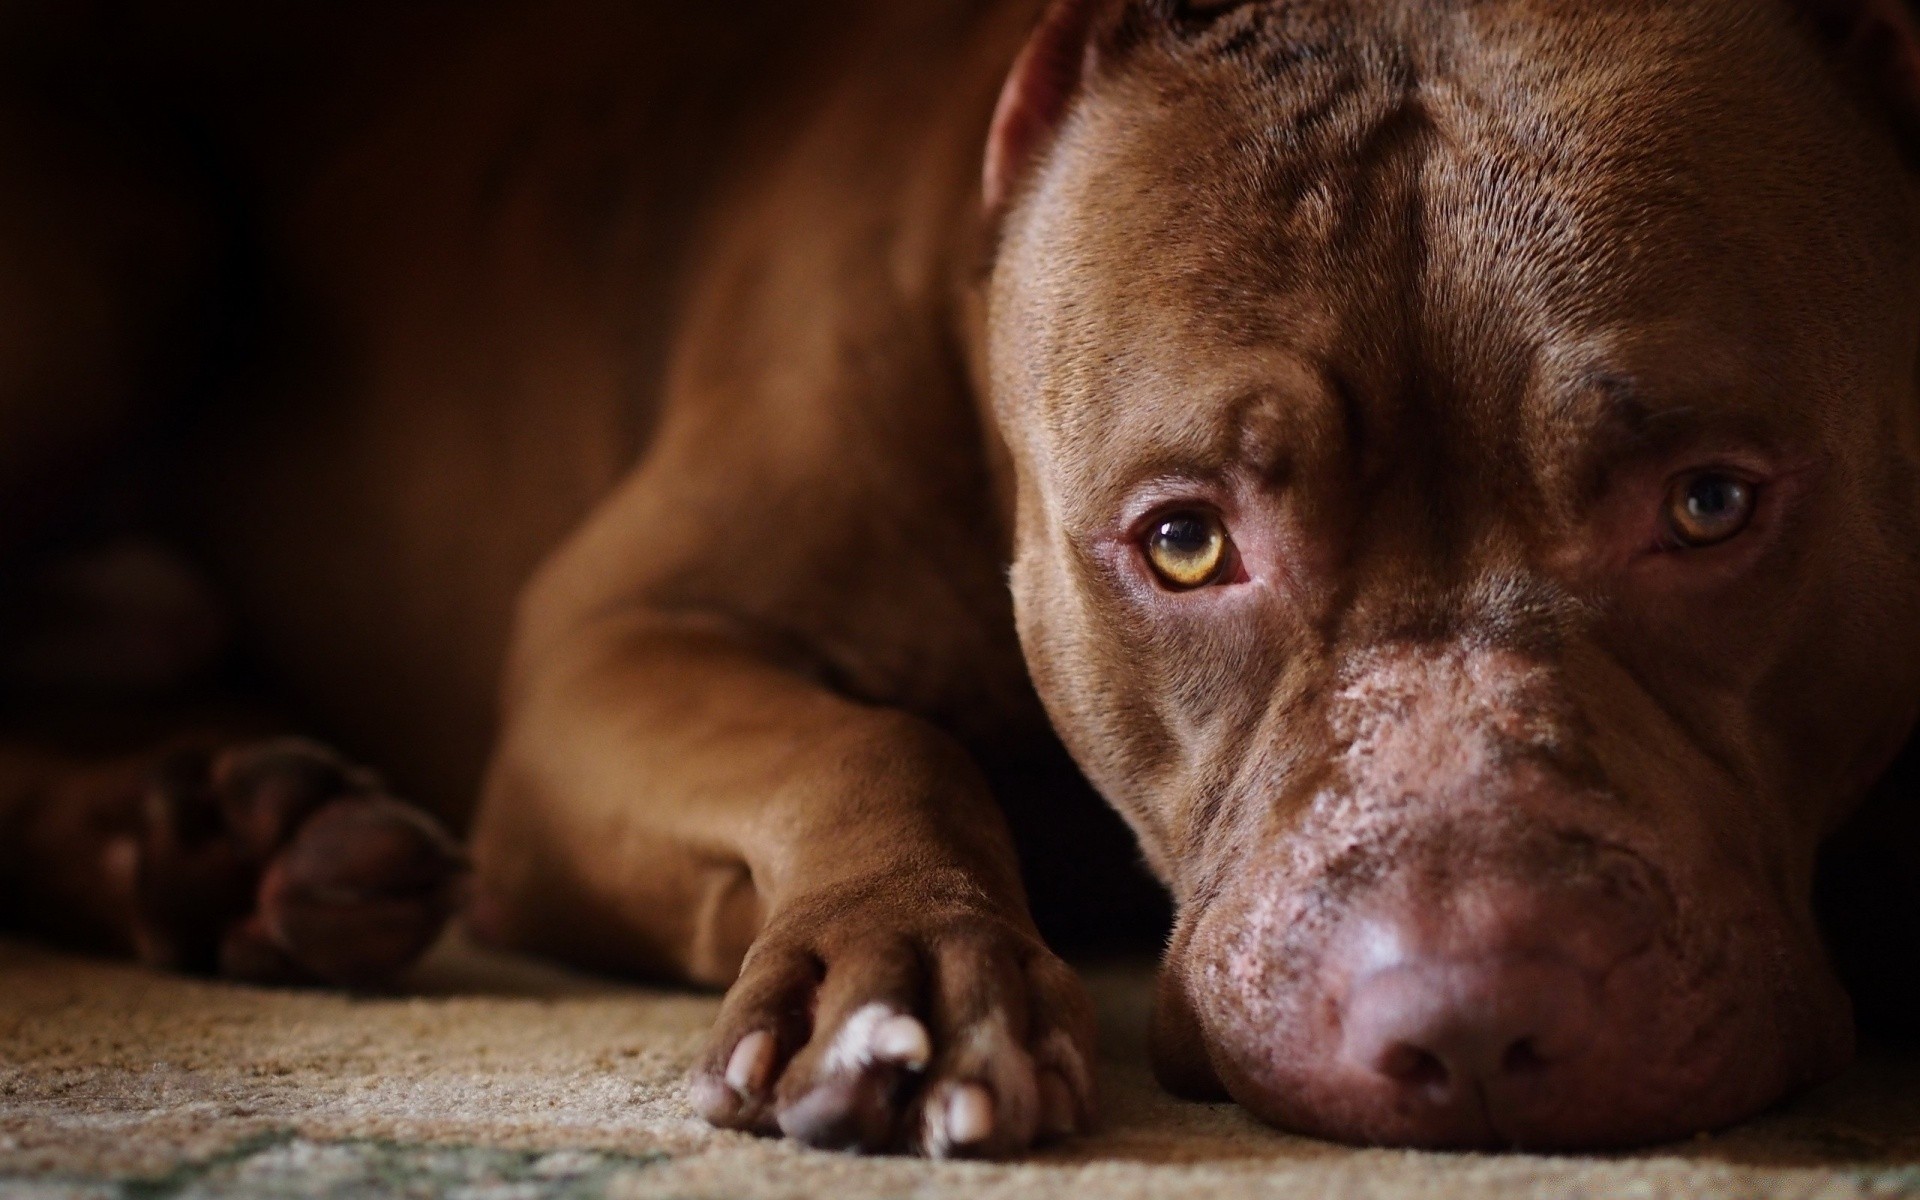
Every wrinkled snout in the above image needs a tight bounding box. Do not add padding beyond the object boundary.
[1156,645,1855,1149]
[1172,832,1851,1149]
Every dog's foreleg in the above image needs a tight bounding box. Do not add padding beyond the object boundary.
[470,608,1096,1157]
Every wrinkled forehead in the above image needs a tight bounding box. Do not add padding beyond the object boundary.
[988,0,1918,516]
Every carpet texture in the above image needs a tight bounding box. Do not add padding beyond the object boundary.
[3,934,1919,1199]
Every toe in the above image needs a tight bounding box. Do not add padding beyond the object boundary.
[209,739,367,861]
[133,763,253,973]
[1037,1069,1078,1142]
[916,930,1044,1159]
[260,796,465,987]
[691,1028,779,1127]
[691,946,819,1133]
[1026,954,1100,1137]
[772,936,931,1151]
[274,795,465,901]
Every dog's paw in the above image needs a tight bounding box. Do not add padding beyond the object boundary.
[686,883,1097,1158]
[129,738,465,987]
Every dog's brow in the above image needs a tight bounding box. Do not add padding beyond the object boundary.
[1553,373,1711,458]
[1576,377,1687,448]
[1532,373,1723,499]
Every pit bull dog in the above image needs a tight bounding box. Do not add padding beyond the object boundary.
[1,0,1918,1158]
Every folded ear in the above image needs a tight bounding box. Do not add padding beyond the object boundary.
[1797,0,1920,153]
[983,0,1112,217]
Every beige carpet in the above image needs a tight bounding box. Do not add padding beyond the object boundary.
[3,935,1919,1199]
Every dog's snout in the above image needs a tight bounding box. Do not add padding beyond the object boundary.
[1178,833,1837,1151]
[1337,952,1600,1145]
[1168,640,1863,1149]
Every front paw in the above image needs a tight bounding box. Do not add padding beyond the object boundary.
[686,880,1097,1158]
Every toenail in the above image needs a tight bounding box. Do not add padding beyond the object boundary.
[874,1015,932,1070]
[726,1030,777,1096]
[688,1074,735,1120]
[825,1003,930,1075]
[946,1084,995,1147]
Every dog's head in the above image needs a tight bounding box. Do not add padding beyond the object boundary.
[982,0,1920,1148]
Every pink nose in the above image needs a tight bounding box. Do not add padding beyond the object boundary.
[1189,839,1848,1149]
[1340,954,1599,1139]
[1308,871,1669,1147]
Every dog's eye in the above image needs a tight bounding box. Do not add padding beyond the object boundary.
[1145,512,1231,589]
[1666,472,1756,548]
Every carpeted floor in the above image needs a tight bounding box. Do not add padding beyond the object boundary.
[3,935,1919,1199]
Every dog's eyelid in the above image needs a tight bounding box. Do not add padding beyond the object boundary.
[1550,372,1792,492]
[1113,474,1238,528]
[1577,435,1786,514]
[1128,499,1229,538]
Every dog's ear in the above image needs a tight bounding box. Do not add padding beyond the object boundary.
[1796,0,1920,154]
[982,1,1268,214]
[983,0,1117,216]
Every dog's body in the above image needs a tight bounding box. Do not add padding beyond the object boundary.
[3,0,1920,1157]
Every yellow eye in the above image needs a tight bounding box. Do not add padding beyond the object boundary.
[1145,512,1231,589]
[1666,473,1755,548]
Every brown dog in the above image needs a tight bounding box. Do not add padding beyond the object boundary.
[1,0,1918,1157]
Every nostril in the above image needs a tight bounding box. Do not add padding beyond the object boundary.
[1380,1042,1451,1092]
[1342,957,1598,1103]
[1501,1036,1547,1076]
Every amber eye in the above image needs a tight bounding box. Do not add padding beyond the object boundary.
[1666,472,1756,548]
[1145,512,1231,589]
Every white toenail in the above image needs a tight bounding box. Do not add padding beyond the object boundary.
[824,1002,922,1075]
[946,1084,995,1146]
[874,1015,932,1070]
[955,1014,1018,1062]
[687,1075,734,1120]
[725,1030,776,1096]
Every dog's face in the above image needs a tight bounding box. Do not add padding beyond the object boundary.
[986,0,1920,1147]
